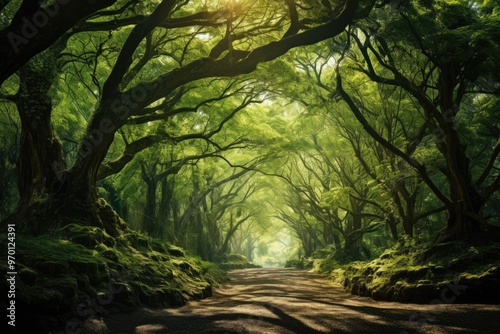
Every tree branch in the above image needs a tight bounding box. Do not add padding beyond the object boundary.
[0,0,118,84]
[336,60,452,206]
[101,0,177,100]
[475,137,500,188]
[97,134,163,180]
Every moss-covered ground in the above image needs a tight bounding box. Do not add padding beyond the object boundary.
[292,240,500,304]
[0,223,227,333]
[215,253,262,270]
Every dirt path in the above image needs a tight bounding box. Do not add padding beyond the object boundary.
[103,268,499,334]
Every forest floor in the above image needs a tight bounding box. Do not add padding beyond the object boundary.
[92,268,499,334]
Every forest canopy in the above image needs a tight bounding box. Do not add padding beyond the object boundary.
[0,0,499,272]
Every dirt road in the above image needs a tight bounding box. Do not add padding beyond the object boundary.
[103,268,499,334]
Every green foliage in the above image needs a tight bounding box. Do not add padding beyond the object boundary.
[1,0,500,317]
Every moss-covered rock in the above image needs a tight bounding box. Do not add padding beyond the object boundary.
[9,225,227,333]
[314,241,500,304]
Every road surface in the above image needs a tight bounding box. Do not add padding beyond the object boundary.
[102,268,499,333]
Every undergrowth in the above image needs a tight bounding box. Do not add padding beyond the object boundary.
[0,223,228,333]
[286,239,500,304]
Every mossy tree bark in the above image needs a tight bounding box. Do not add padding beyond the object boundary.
[10,57,125,235]
[9,49,122,236]
[16,50,65,209]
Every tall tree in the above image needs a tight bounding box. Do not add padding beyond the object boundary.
[336,0,500,241]
[1,0,363,235]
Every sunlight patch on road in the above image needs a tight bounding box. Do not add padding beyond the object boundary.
[135,323,167,333]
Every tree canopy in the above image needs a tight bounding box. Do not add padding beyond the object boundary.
[1,0,499,267]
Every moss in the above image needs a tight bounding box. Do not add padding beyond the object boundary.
[215,253,262,269]
[314,240,500,304]
[35,261,70,276]
[60,223,116,247]
[284,259,304,268]
[15,224,229,332]
[312,258,338,273]
[226,254,250,263]
[18,234,107,265]
[166,245,186,257]
[19,266,38,284]
[198,260,228,285]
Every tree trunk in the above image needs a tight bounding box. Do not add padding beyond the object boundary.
[158,178,173,235]
[333,232,342,251]
[7,50,117,235]
[343,197,365,256]
[387,215,399,241]
[435,73,485,241]
[16,51,65,209]
[142,177,158,236]
[245,234,254,262]
[172,199,180,237]
[6,54,126,236]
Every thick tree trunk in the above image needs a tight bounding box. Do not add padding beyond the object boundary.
[8,56,125,236]
[67,109,118,202]
[195,207,210,260]
[435,74,485,241]
[402,213,415,238]
[343,198,365,256]
[442,154,484,240]
[16,51,65,209]
[302,235,313,257]
[245,234,254,262]
[387,215,399,241]
[323,221,334,245]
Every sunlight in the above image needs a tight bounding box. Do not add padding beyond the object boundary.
[135,324,167,332]
[325,56,336,69]
[227,0,241,11]
[258,92,274,106]
[194,31,212,41]
[253,226,300,267]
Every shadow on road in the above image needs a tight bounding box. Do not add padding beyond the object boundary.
[103,268,500,334]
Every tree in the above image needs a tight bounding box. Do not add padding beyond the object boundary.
[0,100,18,219]
[1,0,362,236]
[336,0,500,241]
